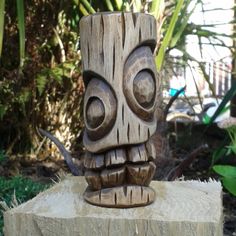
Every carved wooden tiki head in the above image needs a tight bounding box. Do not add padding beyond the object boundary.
[80,12,159,208]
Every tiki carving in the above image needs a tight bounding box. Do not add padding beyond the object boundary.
[80,12,159,208]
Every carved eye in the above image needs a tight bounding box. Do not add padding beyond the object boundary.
[133,70,155,109]
[84,78,117,140]
[123,46,158,120]
[86,97,105,128]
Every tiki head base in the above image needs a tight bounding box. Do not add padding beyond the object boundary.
[80,12,159,208]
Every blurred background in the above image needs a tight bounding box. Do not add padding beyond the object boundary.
[0,1,236,235]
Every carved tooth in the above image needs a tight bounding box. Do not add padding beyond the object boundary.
[145,139,156,161]
[105,148,126,167]
[85,170,102,190]
[127,144,148,163]
[84,152,105,170]
[126,161,156,186]
[101,166,125,188]
[84,185,155,207]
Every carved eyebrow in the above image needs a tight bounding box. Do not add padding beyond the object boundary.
[82,70,105,87]
[124,46,156,73]
[122,39,156,65]
[134,39,157,54]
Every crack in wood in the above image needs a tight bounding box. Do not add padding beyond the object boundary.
[33,219,44,236]
[127,123,130,142]
[122,103,125,125]
[139,27,142,43]
[138,123,141,138]
[113,43,116,80]
[101,15,104,65]
[117,129,120,144]
[132,13,137,28]
[121,12,126,49]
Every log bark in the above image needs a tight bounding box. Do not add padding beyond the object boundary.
[4,176,223,236]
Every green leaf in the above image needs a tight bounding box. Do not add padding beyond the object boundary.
[105,0,114,11]
[211,147,228,166]
[227,145,236,155]
[213,165,236,178]
[114,0,123,10]
[202,114,211,125]
[222,177,236,196]
[133,0,142,12]
[0,0,5,59]
[16,0,25,68]
[79,3,89,16]
[0,104,7,120]
[209,81,236,124]
[80,0,96,14]
[19,88,31,104]
[50,67,64,84]
[36,74,47,95]
[150,0,164,19]
[170,0,194,48]
[0,150,6,163]
[156,0,184,71]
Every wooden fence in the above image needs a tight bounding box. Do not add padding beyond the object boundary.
[163,59,232,98]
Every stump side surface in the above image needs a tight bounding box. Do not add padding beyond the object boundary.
[4,177,223,236]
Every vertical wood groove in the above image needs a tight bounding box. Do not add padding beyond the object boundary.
[101,15,104,64]
[127,123,130,142]
[132,13,137,28]
[113,43,116,79]
[117,129,120,144]
[138,124,141,138]
[147,128,151,139]
[114,192,117,205]
[139,27,142,43]
[141,186,144,199]
[121,12,126,49]
[80,12,158,153]
[122,104,125,125]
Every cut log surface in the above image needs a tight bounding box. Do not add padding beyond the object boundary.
[4,176,223,236]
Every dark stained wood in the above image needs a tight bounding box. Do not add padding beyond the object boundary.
[101,166,125,188]
[84,78,117,141]
[84,185,155,208]
[105,148,126,167]
[86,98,105,129]
[84,152,105,170]
[145,139,157,161]
[85,170,102,190]
[127,161,156,186]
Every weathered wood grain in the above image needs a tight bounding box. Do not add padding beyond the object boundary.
[84,185,155,207]
[4,177,223,236]
[80,12,159,153]
[80,12,160,208]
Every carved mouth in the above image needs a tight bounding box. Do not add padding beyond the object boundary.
[83,139,156,208]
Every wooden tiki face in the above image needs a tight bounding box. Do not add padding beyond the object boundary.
[80,12,159,208]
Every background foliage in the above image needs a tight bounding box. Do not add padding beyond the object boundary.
[0,0,234,169]
[0,0,236,234]
[0,0,85,157]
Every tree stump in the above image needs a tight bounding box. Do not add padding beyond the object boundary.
[4,176,223,236]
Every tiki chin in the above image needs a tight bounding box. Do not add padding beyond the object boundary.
[80,12,160,208]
